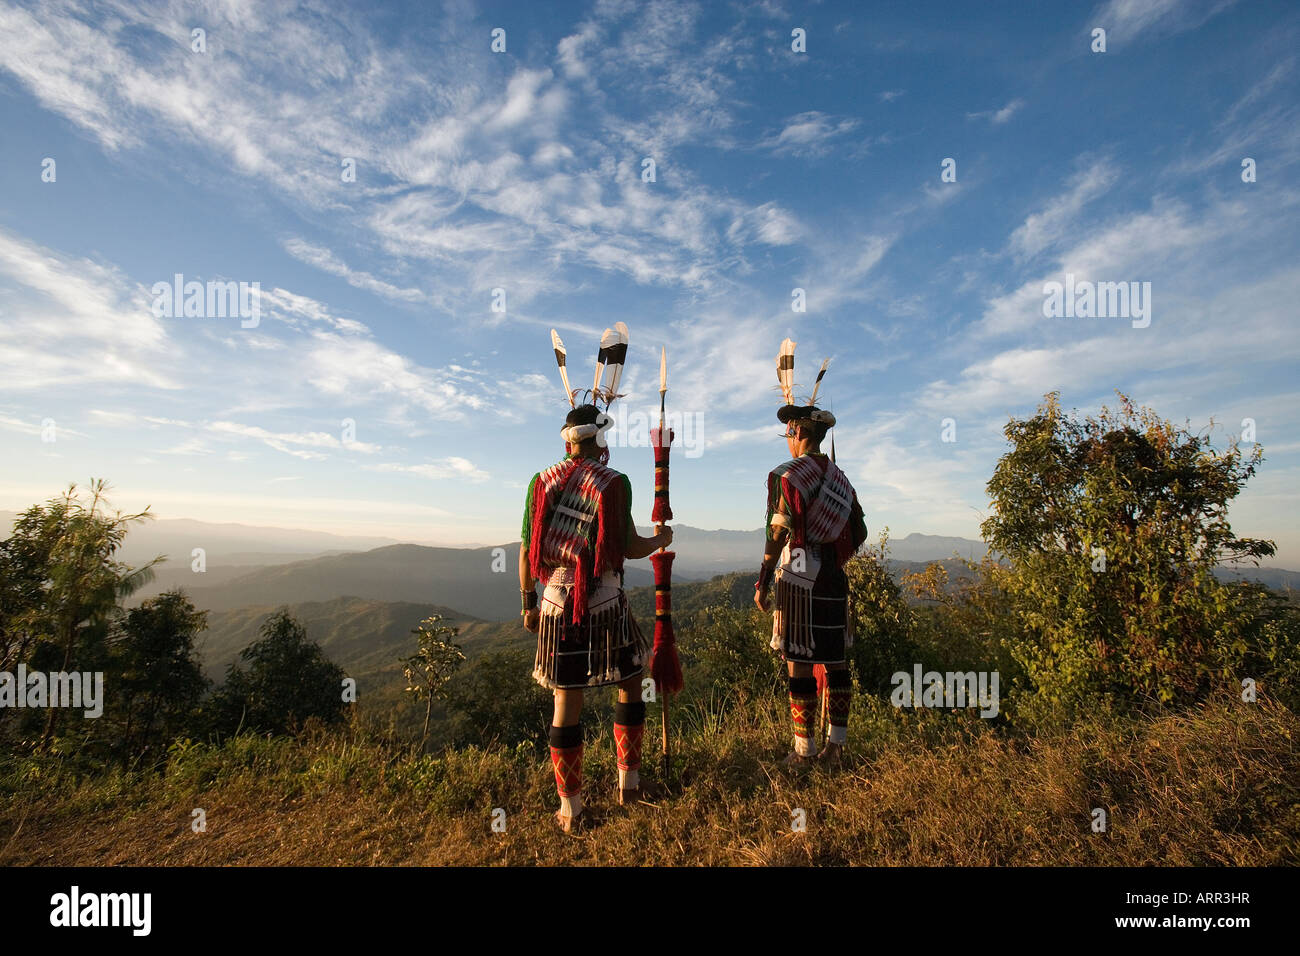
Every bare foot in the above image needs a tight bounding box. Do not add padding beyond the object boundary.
[554,809,583,833]
[619,779,666,805]
[816,741,843,767]
[782,750,814,768]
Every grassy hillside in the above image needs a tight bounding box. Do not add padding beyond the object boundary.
[2,694,1295,866]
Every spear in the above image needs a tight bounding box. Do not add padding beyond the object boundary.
[649,346,682,783]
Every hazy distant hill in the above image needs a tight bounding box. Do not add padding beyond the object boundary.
[107,517,400,567]
[1213,565,1300,593]
[0,510,400,564]
[163,530,990,622]
[5,506,1293,611]
[624,558,984,623]
[885,533,989,562]
[172,542,657,621]
[628,527,990,573]
[198,596,524,681]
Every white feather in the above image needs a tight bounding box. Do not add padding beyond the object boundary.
[551,329,575,407]
[603,321,629,400]
[776,338,797,405]
[809,358,830,405]
[592,327,611,400]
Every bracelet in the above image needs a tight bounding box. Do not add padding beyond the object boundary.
[755,563,774,594]
[521,588,538,613]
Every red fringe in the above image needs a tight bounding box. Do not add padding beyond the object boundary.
[528,478,549,584]
[814,663,828,695]
[783,475,807,550]
[577,473,626,625]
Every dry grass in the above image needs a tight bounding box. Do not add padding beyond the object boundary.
[2,695,1296,866]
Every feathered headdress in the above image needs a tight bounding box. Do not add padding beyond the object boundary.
[551,323,630,444]
[775,337,836,428]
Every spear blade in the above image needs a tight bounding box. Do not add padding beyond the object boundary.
[659,346,667,417]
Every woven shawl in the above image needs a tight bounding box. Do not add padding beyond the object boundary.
[767,454,862,567]
[528,455,627,623]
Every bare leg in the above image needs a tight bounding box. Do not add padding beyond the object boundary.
[554,687,583,726]
[616,674,640,703]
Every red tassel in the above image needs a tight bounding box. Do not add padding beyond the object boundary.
[814,663,828,695]
[649,550,683,694]
[571,562,588,625]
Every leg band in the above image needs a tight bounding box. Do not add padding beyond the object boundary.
[614,700,646,726]
[788,675,818,753]
[548,723,583,800]
[827,668,852,734]
[614,702,645,791]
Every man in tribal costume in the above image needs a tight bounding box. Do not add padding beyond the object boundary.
[754,339,868,767]
[520,325,672,832]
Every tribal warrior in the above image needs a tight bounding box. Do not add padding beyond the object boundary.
[521,325,672,832]
[754,339,868,766]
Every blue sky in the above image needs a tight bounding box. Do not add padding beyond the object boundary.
[1,0,1297,564]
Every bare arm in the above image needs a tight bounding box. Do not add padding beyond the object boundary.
[626,526,672,560]
[520,543,540,631]
[760,526,787,574]
[754,525,787,611]
[519,540,535,593]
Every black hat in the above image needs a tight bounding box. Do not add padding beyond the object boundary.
[777,404,836,427]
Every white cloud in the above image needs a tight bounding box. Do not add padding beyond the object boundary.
[967,98,1024,125]
[0,229,176,390]
[281,239,426,305]
[367,458,491,482]
[260,286,371,335]
[1090,0,1239,45]
[209,420,382,458]
[761,111,860,157]
[1009,158,1118,261]
[931,265,1300,414]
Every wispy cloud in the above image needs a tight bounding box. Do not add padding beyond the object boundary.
[967,98,1024,125]
[0,229,176,390]
[281,240,426,305]
[760,110,860,157]
[367,458,491,482]
[1089,0,1240,46]
[1009,158,1118,261]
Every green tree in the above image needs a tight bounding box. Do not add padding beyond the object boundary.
[0,481,161,748]
[844,530,916,694]
[208,610,347,737]
[686,602,781,709]
[981,392,1276,724]
[442,647,551,750]
[401,615,465,747]
[107,590,210,766]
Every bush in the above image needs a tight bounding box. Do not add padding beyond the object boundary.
[206,610,347,737]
